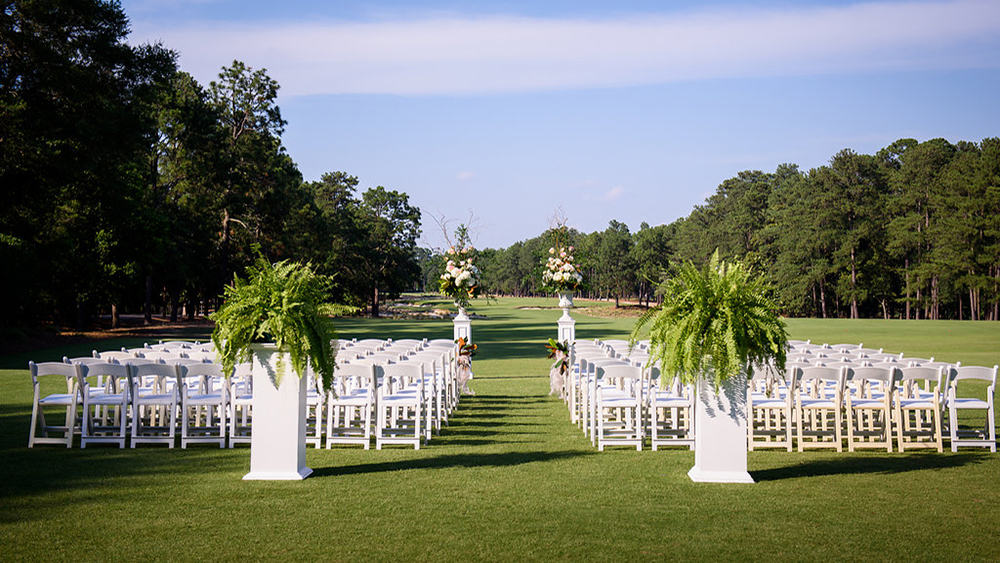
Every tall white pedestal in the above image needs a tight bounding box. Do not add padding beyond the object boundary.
[556,292,575,343]
[454,306,472,342]
[688,376,754,484]
[557,309,575,343]
[244,344,312,481]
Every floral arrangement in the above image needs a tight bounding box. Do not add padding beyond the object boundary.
[545,338,570,375]
[457,337,478,359]
[439,245,482,308]
[541,245,583,293]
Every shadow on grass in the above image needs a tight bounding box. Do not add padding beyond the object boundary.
[311,449,591,478]
[752,452,988,481]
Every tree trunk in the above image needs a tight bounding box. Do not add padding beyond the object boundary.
[144,274,153,325]
[186,299,196,321]
[169,291,180,322]
[904,260,911,320]
[819,280,827,319]
[371,286,380,318]
[111,304,120,329]
[880,299,888,320]
[931,276,939,320]
[850,246,859,319]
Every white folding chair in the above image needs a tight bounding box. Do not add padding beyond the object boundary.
[647,366,695,450]
[326,363,376,449]
[178,363,227,448]
[129,362,180,447]
[28,361,83,448]
[305,369,325,448]
[894,365,946,452]
[376,363,424,450]
[229,363,253,447]
[948,365,997,452]
[796,366,846,452]
[595,364,643,451]
[79,362,130,448]
[748,365,797,452]
[845,366,895,452]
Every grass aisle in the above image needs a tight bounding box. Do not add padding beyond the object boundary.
[1,297,999,560]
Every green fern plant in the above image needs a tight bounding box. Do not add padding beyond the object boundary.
[630,250,787,387]
[211,256,337,392]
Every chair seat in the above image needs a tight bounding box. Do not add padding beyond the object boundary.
[800,399,837,408]
[382,394,420,404]
[331,391,371,406]
[135,393,176,403]
[753,399,788,408]
[652,395,690,408]
[186,393,224,405]
[850,399,887,408]
[39,394,77,405]
[952,398,990,409]
[600,396,639,406]
[899,399,936,409]
[87,393,128,405]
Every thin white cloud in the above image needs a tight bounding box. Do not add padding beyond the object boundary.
[130,0,1000,96]
[456,171,475,181]
[603,186,625,201]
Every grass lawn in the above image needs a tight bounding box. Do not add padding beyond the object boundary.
[2,297,999,560]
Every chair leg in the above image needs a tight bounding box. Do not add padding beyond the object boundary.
[933,405,943,453]
[949,404,958,452]
[989,406,997,453]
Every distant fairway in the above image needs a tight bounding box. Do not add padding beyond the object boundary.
[2,297,998,560]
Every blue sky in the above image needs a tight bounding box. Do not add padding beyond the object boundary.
[124,0,1000,249]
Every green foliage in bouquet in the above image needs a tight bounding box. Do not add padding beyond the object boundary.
[211,256,338,391]
[631,251,787,387]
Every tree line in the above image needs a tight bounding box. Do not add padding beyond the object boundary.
[1,1,421,330]
[431,138,999,320]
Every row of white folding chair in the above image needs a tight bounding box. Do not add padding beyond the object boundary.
[577,355,695,452]
[28,360,227,449]
[566,343,613,427]
[749,364,997,453]
[325,343,459,449]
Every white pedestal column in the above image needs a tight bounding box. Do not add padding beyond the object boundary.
[557,292,575,343]
[244,344,312,481]
[453,306,471,342]
[688,375,754,484]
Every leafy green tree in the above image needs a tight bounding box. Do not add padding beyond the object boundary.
[631,222,674,306]
[595,220,634,307]
[357,187,421,317]
[1,0,175,328]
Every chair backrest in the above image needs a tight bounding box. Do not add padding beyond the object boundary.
[799,366,845,392]
[179,362,224,379]
[182,350,217,363]
[80,361,129,390]
[381,362,423,391]
[65,356,113,365]
[898,365,946,390]
[589,358,628,377]
[30,361,84,392]
[95,350,136,362]
[139,350,187,362]
[952,365,998,386]
[335,362,377,382]
[129,362,181,380]
[848,366,895,383]
[597,364,642,381]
